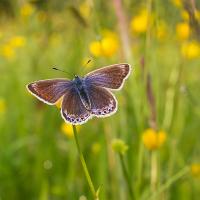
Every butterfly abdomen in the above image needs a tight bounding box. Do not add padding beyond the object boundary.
[74,76,91,110]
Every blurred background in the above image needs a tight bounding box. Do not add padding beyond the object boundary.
[0,0,200,199]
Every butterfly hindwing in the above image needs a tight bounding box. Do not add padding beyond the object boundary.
[85,63,131,90]
[27,79,72,105]
[61,87,91,125]
[86,84,117,117]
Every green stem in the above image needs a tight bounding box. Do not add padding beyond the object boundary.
[72,125,98,200]
[144,166,189,200]
[119,154,134,200]
[150,151,158,193]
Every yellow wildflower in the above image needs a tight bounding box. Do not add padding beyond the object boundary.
[91,142,101,155]
[181,41,200,59]
[181,10,190,21]
[55,97,63,109]
[171,0,182,8]
[142,128,167,151]
[20,3,35,17]
[1,44,15,59]
[101,37,118,57]
[191,163,200,177]
[9,36,26,48]
[176,22,190,40]
[89,41,102,57]
[0,98,6,114]
[79,0,91,19]
[89,30,119,57]
[130,9,148,34]
[111,138,129,155]
[61,123,81,138]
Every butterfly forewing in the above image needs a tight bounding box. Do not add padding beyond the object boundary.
[86,85,117,117]
[85,63,131,90]
[27,79,72,105]
[61,87,91,125]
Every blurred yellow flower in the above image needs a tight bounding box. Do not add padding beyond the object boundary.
[55,97,63,109]
[79,1,91,19]
[142,128,167,151]
[1,44,15,59]
[181,41,200,59]
[176,22,190,40]
[89,30,119,57]
[9,36,26,48]
[61,123,81,138]
[0,98,6,114]
[130,9,148,34]
[111,138,129,155]
[171,0,182,8]
[101,37,118,57]
[20,3,35,17]
[181,10,190,21]
[91,142,101,155]
[89,41,102,57]
[191,163,200,177]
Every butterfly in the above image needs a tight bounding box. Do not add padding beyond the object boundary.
[27,63,131,125]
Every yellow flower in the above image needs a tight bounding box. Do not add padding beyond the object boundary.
[181,10,190,21]
[1,44,15,59]
[61,123,81,138]
[142,128,167,151]
[0,98,6,114]
[191,163,200,177]
[181,41,200,59]
[111,138,129,155]
[171,0,182,8]
[79,0,91,19]
[176,22,190,40]
[89,30,119,57]
[89,41,102,57]
[91,142,101,155]
[9,36,26,48]
[101,37,118,57]
[20,3,35,17]
[55,97,63,109]
[130,9,148,34]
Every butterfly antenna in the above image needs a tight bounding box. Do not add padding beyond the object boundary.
[83,59,92,67]
[52,67,73,77]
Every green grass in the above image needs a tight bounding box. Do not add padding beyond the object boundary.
[0,0,200,199]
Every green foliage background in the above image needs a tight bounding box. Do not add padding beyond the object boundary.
[0,0,200,199]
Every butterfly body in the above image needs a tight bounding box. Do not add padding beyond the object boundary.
[27,63,131,125]
[73,75,91,110]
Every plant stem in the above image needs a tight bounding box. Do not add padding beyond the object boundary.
[150,151,158,193]
[72,125,98,200]
[119,154,134,200]
[146,166,189,200]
